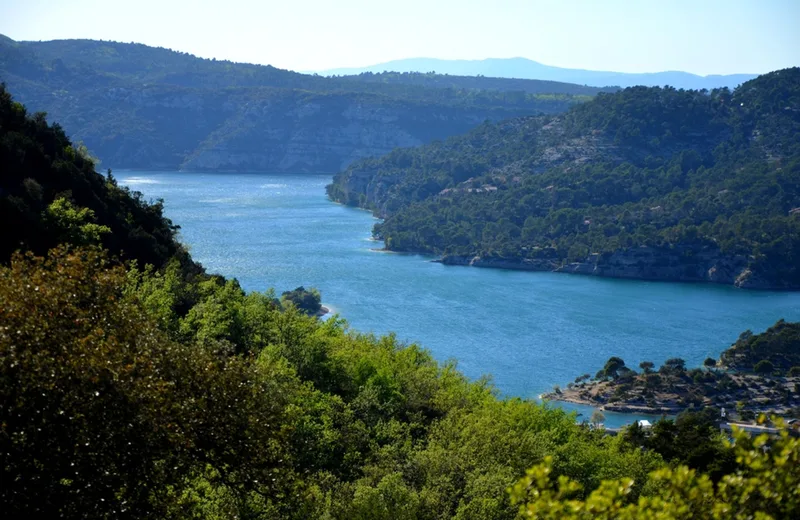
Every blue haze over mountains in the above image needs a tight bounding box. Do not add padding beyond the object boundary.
[0,33,771,175]
[319,57,757,90]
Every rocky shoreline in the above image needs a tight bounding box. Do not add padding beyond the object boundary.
[544,394,683,416]
[542,371,800,420]
[433,250,797,290]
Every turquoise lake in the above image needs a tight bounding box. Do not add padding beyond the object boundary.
[120,171,800,427]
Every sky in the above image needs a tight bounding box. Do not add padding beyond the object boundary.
[1,0,798,75]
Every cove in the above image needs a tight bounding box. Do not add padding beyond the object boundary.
[120,171,800,427]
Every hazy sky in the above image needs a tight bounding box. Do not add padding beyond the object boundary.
[1,0,798,75]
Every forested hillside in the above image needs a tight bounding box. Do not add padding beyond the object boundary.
[3,78,798,520]
[328,71,616,95]
[0,84,185,267]
[328,68,800,289]
[721,319,800,374]
[4,36,611,96]
[0,35,605,171]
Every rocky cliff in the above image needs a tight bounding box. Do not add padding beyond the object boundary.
[178,94,521,172]
[438,246,788,289]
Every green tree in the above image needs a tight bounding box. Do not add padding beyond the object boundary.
[0,85,187,268]
[43,198,110,245]
[589,410,605,426]
[509,418,800,519]
[281,286,323,315]
[720,320,800,375]
[598,357,626,380]
[0,247,296,519]
[661,358,686,375]
[329,69,800,289]
[754,359,775,374]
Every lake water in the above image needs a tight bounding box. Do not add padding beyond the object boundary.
[119,171,800,428]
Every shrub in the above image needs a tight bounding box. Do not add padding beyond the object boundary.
[510,418,800,519]
[754,359,775,374]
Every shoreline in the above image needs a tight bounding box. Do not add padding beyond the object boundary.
[369,247,436,258]
[543,369,800,420]
[425,254,798,291]
[316,305,331,317]
[543,394,682,415]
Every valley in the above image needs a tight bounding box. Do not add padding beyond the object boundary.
[1,11,798,514]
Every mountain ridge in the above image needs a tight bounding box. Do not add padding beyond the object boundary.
[0,36,610,171]
[319,57,759,90]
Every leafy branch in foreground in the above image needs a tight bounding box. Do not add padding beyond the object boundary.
[510,417,800,519]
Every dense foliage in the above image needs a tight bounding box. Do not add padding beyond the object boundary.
[281,286,323,315]
[0,35,603,171]
[1,247,295,518]
[0,84,186,267]
[2,246,671,518]
[721,319,800,375]
[329,69,800,288]
[510,419,800,519]
[2,87,798,519]
[621,409,736,482]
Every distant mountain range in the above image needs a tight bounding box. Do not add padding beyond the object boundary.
[319,57,758,90]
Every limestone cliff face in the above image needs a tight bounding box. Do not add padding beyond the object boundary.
[333,167,405,218]
[179,95,506,172]
[438,247,796,290]
[182,98,414,172]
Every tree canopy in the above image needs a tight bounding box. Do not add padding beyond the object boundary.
[721,319,800,375]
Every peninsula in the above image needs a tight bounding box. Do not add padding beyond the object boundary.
[328,68,800,289]
[543,320,800,421]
